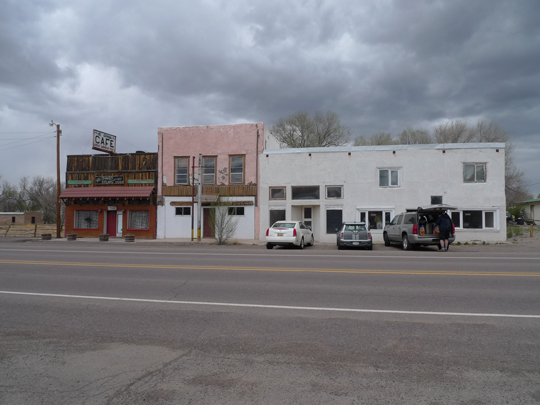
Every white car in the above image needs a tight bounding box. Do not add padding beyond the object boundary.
[265,221,314,249]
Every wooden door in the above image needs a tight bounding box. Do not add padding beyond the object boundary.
[203,208,215,238]
[107,211,117,237]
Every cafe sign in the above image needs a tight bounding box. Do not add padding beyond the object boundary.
[92,129,117,154]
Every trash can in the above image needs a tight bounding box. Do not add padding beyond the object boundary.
[517,218,524,225]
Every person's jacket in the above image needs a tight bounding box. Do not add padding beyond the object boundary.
[436,213,453,232]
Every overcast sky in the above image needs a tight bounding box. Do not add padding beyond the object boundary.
[1,0,539,197]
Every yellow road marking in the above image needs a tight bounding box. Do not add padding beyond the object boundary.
[1,259,539,277]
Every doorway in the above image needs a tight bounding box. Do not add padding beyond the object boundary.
[203,208,215,238]
[303,207,313,231]
[107,211,117,237]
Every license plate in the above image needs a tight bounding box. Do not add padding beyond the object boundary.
[353,242,359,245]
[277,233,284,236]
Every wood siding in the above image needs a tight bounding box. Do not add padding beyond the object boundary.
[163,185,257,197]
[66,153,157,187]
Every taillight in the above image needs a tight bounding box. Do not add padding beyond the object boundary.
[452,224,455,234]
[266,228,270,236]
[293,228,297,237]
[340,232,344,238]
[367,232,372,239]
[413,224,418,234]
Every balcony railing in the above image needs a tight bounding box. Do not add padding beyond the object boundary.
[162,184,257,197]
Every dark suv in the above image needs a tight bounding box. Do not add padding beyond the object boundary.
[383,205,456,250]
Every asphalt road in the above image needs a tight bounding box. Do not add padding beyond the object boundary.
[1,240,540,404]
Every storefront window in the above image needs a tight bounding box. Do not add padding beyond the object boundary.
[128,210,149,230]
[75,210,99,229]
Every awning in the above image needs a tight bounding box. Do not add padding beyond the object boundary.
[60,186,154,199]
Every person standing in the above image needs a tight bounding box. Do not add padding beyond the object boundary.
[436,212,453,251]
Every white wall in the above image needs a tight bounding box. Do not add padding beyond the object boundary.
[157,196,255,239]
[259,143,507,243]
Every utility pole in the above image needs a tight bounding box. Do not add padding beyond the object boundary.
[50,120,62,238]
[197,154,202,241]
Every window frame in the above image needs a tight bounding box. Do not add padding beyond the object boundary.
[358,208,394,230]
[378,168,401,188]
[127,210,150,230]
[175,206,191,216]
[269,187,286,200]
[463,163,487,183]
[202,156,217,185]
[269,208,286,226]
[291,185,320,200]
[74,210,99,229]
[229,155,245,184]
[326,185,343,199]
[228,206,245,216]
[451,210,498,229]
[174,156,190,185]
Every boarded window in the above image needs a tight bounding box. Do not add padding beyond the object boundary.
[270,187,286,200]
[326,186,343,199]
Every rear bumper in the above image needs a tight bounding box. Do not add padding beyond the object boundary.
[339,239,372,247]
[266,236,299,246]
[409,235,455,245]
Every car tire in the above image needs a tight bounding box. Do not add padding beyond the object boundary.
[266,243,273,249]
[368,243,373,250]
[383,232,390,247]
[402,234,413,251]
[309,235,314,246]
[299,238,305,249]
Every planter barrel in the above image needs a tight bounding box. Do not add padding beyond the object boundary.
[41,233,52,240]
[67,234,77,241]
[99,234,109,242]
[125,234,135,242]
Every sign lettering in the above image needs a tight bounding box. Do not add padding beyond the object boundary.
[92,129,117,154]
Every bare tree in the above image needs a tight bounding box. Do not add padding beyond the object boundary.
[398,127,432,144]
[24,176,59,224]
[271,111,350,148]
[208,197,239,245]
[353,132,395,146]
[434,120,475,143]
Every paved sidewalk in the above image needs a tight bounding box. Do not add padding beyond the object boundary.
[44,236,268,245]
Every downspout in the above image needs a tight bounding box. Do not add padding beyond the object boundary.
[160,132,165,238]
[255,124,260,239]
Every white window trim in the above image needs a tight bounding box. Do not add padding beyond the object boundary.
[378,167,401,188]
[269,186,286,200]
[463,163,487,183]
[326,185,343,199]
[175,206,191,216]
[356,206,395,231]
[451,209,499,230]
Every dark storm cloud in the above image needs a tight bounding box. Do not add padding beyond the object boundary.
[0,0,539,194]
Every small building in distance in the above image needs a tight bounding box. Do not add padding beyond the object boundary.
[0,211,42,226]
[60,152,158,239]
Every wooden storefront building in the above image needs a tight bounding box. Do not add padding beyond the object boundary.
[60,152,158,239]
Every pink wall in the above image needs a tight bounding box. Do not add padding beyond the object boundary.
[157,122,265,238]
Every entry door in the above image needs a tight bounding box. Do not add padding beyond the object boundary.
[203,208,215,238]
[303,207,312,231]
[107,211,117,237]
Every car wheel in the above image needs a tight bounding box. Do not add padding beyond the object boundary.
[309,235,314,246]
[368,243,373,250]
[299,238,305,249]
[402,234,412,251]
[383,232,390,247]
[266,243,273,249]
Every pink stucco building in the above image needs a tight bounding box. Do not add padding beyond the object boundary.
[157,123,271,239]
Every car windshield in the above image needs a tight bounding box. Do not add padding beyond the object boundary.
[273,222,295,228]
[344,224,366,231]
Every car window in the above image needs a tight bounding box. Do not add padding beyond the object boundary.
[273,222,295,228]
[404,214,417,224]
[300,223,305,229]
[345,224,366,231]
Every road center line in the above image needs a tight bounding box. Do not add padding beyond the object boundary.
[1,290,538,319]
[1,259,540,276]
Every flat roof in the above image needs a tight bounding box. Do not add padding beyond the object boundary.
[263,142,506,155]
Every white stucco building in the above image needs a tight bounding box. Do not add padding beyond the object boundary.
[259,143,507,244]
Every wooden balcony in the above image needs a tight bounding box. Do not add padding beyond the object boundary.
[162,184,257,197]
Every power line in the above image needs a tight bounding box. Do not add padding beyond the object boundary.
[0,136,55,152]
